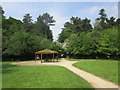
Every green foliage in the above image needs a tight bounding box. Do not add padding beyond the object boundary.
[22,14,32,24]
[58,17,92,43]
[0,6,4,15]
[65,27,118,58]
[66,34,78,54]
[34,13,55,41]
[3,30,56,56]
[50,42,64,52]
[66,32,97,55]
[95,9,107,30]
[37,12,56,26]
[2,17,22,30]
[58,8,119,59]
[3,30,31,55]
[2,6,119,59]
[2,9,63,59]
[58,28,72,43]
[97,28,118,58]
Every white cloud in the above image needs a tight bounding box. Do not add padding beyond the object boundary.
[81,6,100,16]
[2,2,32,20]
[78,4,118,26]
[105,5,118,18]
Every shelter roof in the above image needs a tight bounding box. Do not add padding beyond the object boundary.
[35,49,58,54]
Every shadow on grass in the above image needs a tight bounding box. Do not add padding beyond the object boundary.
[2,62,19,74]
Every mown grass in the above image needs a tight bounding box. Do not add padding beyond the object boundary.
[68,59,119,85]
[65,58,80,61]
[2,62,93,88]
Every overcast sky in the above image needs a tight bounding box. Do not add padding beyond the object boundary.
[1,2,118,41]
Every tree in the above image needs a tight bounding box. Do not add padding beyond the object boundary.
[58,28,72,43]
[37,12,56,26]
[106,16,116,28]
[58,17,92,43]
[116,18,120,26]
[23,14,32,24]
[97,28,118,59]
[79,32,97,55]
[66,34,78,55]
[2,17,22,30]
[66,32,96,56]
[81,18,92,32]
[98,9,107,22]
[34,13,55,41]
[1,6,60,60]
[2,17,22,53]
[3,30,47,56]
[22,13,33,32]
[3,30,29,56]
[0,6,4,29]
[50,42,64,53]
[0,6,4,15]
[95,9,107,30]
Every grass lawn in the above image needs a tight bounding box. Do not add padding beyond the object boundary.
[65,58,80,61]
[2,62,93,88]
[66,59,119,85]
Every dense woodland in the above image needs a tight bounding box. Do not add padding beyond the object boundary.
[1,6,120,61]
[58,9,120,59]
[1,6,63,61]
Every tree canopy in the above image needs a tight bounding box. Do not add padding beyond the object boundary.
[2,6,119,60]
[58,9,119,59]
[2,7,63,61]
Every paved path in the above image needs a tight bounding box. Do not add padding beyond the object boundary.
[11,58,119,89]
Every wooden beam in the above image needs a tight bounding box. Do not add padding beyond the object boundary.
[41,54,42,63]
[35,54,36,62]
[57,54,58,62]
[53,53,54,62]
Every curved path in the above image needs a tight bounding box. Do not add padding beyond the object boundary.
[11,58,119,88]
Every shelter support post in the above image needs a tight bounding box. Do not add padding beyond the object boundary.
[57,54,58,62]
[53,53,54,62]
[41,54,42,63]
[35,54,36,62]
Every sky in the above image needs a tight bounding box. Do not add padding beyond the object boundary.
[1,2,118,41]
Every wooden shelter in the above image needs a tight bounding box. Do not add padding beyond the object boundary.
[35,49,58,63]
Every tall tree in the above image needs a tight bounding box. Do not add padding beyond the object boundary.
[34,13,55,41]
[58,28,72,43]
[22,13,33,32]
[81,18,92,32]
[58,17,92,43]
[95,9,107,30]
[0,6,4,15]
[97,28,118,59]
[106,16,116,28]
[0,6,4,28]
[37,12,56,26]
[23,14,32,24]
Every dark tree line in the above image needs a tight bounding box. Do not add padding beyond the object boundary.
[58,9,119,59]
[1,6,63,61]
